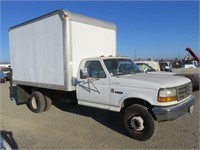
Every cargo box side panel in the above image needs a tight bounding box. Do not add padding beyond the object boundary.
[71,21,116,77]
[9,14,65,88]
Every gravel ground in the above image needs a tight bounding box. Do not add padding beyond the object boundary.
[0,82,199,149]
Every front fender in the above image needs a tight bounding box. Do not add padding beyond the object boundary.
[109,85,158,112]
[119,93,155,109]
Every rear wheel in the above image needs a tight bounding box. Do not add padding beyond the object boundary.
[44,95,52,112]
[123,104,157,141]
[27,91,45,113]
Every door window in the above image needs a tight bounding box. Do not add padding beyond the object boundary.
[83,61,106,78]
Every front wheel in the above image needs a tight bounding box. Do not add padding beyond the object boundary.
[123,104,157,141]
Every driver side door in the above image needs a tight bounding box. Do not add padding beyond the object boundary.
[76,60,110,110]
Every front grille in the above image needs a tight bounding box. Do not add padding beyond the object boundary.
[177,83,192,101]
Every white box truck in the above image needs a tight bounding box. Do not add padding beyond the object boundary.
[9,9,195,141]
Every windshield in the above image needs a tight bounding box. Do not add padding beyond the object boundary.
[103,59,141,76]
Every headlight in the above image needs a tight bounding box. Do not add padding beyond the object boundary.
[158,88,177,102]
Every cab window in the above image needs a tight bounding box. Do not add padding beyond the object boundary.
[83,61,106,78]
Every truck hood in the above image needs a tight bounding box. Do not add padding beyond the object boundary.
[111,73,191,89]
[147,71,176,75]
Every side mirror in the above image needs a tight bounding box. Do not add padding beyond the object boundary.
[80,68,88,79]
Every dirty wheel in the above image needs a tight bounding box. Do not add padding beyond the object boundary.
[27,91,45,113]
[123,104,157,141]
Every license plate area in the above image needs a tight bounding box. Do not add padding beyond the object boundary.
[189,105,194,113]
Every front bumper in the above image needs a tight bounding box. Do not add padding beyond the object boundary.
[152,95,195,121]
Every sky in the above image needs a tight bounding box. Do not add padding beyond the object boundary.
[0,0,199,62]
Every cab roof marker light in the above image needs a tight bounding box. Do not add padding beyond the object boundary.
[63,12,68,18]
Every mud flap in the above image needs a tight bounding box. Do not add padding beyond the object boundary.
[9,85,30,105]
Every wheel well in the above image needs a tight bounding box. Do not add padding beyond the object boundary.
[121,98,157,120]
[121,98,153,113]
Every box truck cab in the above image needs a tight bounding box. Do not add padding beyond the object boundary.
[9,9,195,141]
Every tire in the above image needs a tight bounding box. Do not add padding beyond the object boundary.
[27,91,45,113]
[123,104,157,141]
[43,95,52,112]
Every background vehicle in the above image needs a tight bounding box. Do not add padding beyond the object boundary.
[9,9,195,141]
[0,64,11,81]
[159,62,173,72]
[183,61,196,69]
[136,60,160,71]
[172,48,199,90]
[1,67,11,81]
[0,71,6,83]
[135,62,156,72]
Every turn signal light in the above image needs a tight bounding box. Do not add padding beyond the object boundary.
[158,96,177,102]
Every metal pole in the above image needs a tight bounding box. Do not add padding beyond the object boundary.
[135,50,137,61]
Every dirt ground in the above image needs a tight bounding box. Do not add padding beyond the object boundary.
[0,82,199,149]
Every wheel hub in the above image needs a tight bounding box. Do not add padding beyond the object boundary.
[130,116,145,132]
[31,97,38,109]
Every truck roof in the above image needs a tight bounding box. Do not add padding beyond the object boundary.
[9,9,116,31]
[82,56,129,61]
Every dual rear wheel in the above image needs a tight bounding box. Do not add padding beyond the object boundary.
[27,91,52,113]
